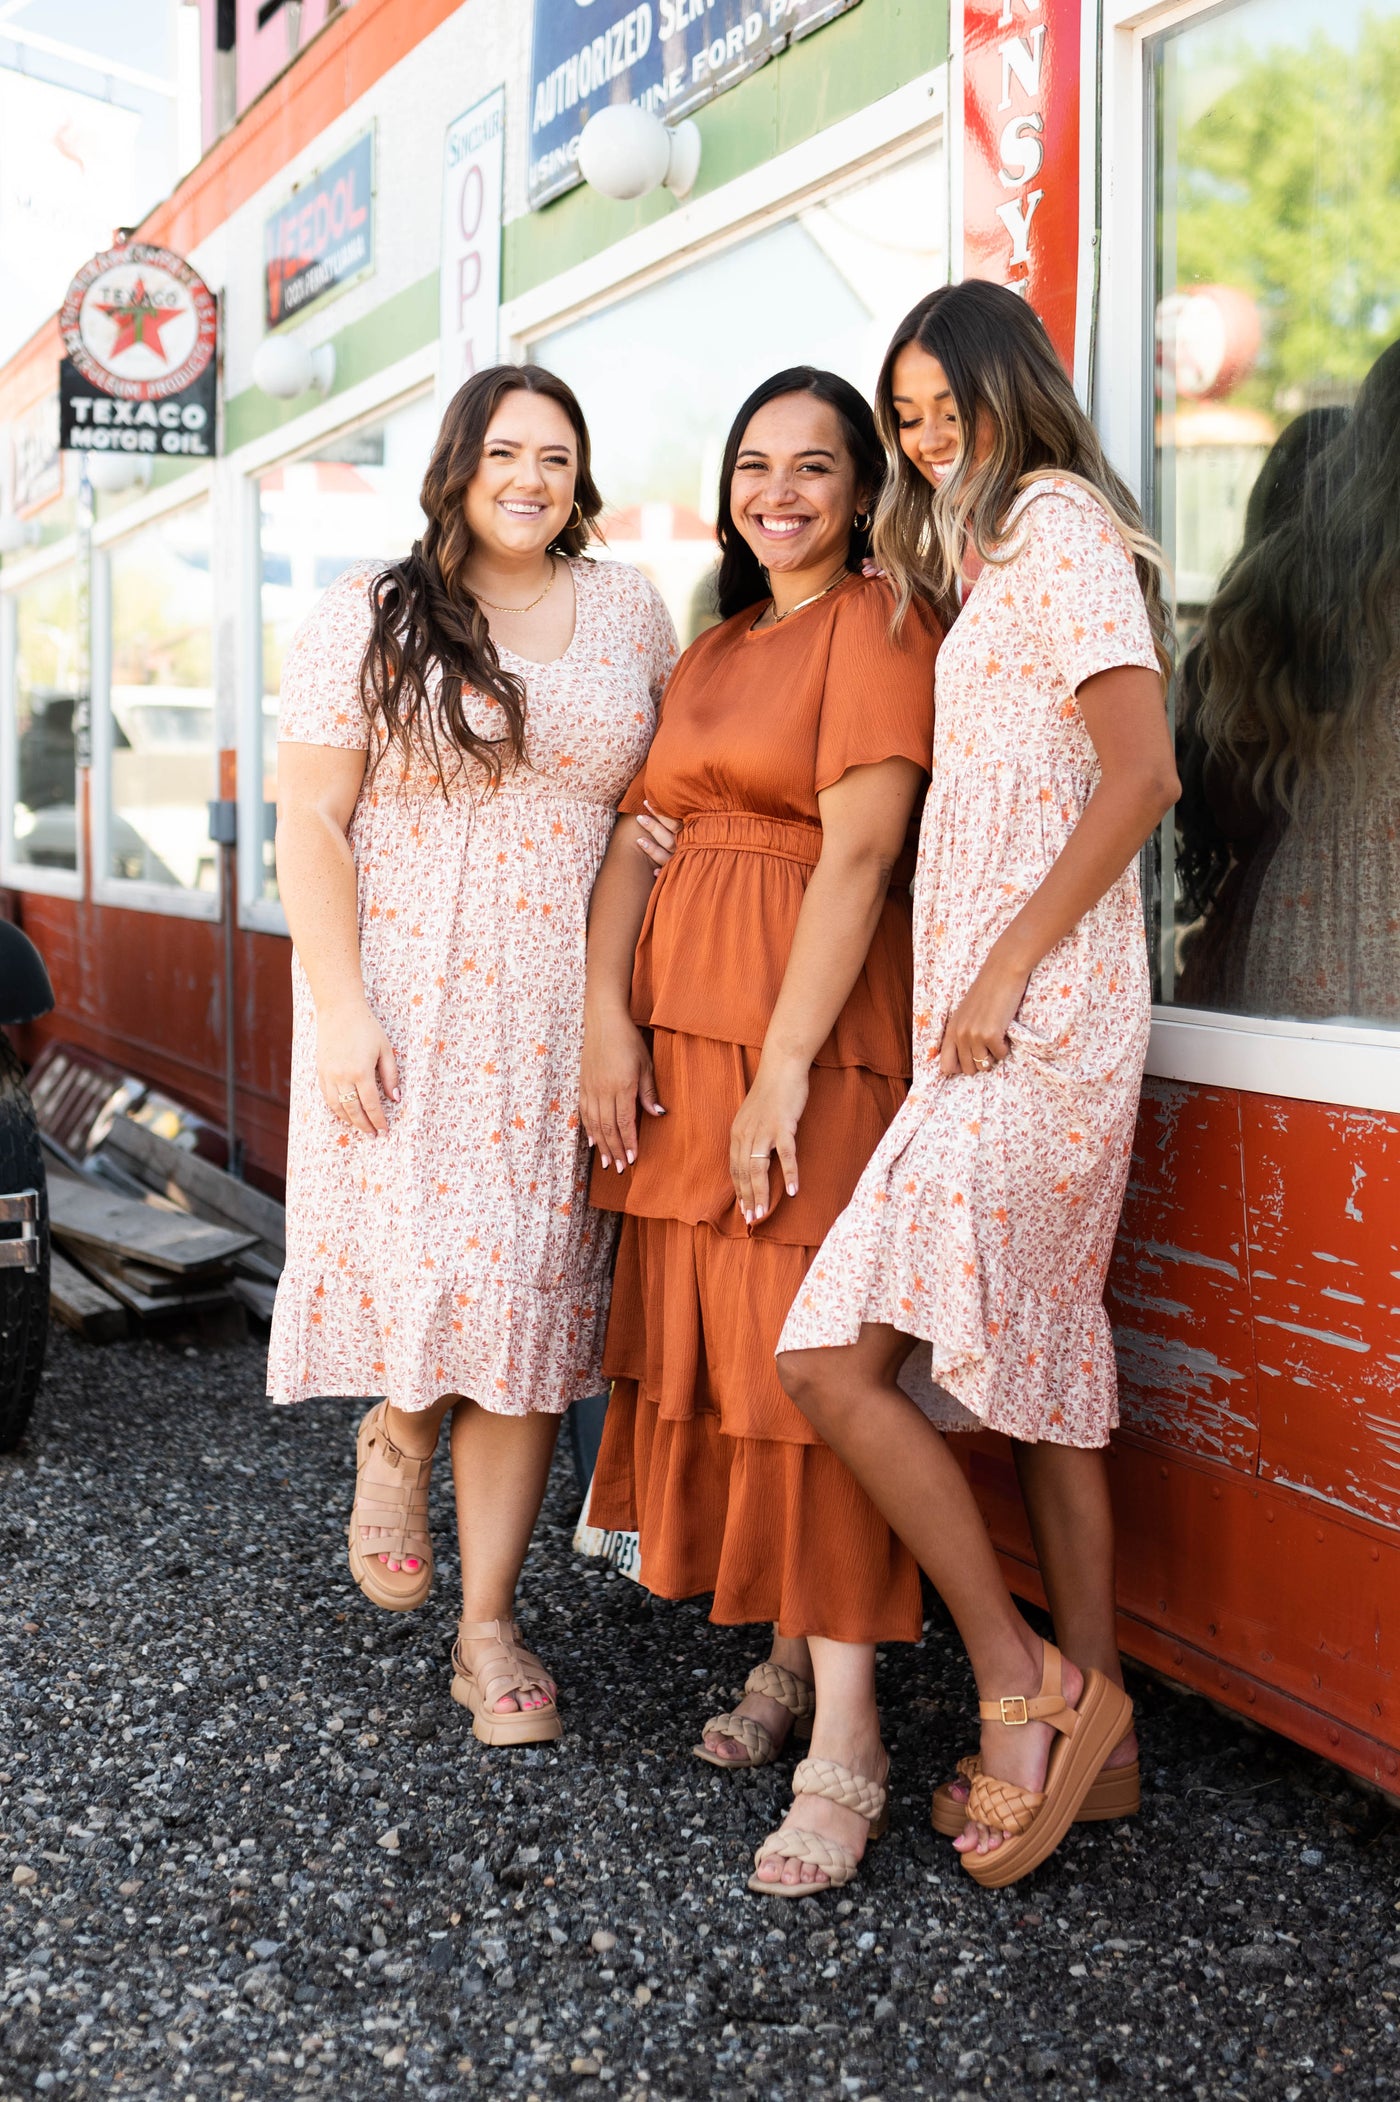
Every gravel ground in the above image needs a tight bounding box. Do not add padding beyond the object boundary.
[1,1325,1397,2102]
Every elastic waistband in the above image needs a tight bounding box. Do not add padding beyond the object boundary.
[674,810,822,867]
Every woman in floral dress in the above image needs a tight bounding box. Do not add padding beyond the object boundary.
[778,281,1180,1887]
[269,365,676,1743]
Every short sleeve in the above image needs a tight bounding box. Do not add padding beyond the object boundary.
[277,561,377,749]
[1013,487,1160,696]
[616,571,680,815]
[814,578,940,793]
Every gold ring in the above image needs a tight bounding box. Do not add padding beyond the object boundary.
[749,1151,772,1158]
[975,1057,992,1071]
[337,1088,359,1103]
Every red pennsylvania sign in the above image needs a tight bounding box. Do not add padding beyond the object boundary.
[955,0,1093,394]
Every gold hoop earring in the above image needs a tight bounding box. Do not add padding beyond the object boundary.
[569,500,584,530]
[853,510,872,531]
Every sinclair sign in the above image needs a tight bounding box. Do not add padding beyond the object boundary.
[57,240,219,458]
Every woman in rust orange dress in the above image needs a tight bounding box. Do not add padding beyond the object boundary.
[579,367,941,1895]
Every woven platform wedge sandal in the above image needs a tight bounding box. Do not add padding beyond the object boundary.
[747,1756,889,1899]
[694,1660,816,1769]
[346,1401,436,1612]
[958,1642,1134,1889]
[931,1741,1139,1836]
[451,1618,562,1746]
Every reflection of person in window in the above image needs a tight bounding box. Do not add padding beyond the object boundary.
[1174,406,1348,1008]
[1190,343,1400,1022]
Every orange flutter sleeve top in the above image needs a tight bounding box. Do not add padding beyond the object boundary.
[597,573,941,1236]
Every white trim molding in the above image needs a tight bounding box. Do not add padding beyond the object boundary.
[501,69,947,346]
[1148,1008,1400,1117]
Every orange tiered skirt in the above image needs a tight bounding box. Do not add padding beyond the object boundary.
[588,813,924,1644]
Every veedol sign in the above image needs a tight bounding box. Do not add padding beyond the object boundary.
[954,0,1095,397]
[57,241,219,457]
[528,0,861,208]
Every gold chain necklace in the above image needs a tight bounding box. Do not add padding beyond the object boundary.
[764,565,849,625]
[473,557,558,615]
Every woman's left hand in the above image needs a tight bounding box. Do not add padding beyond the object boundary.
[730,1057,809,1222]
[633,801,680,873]
[937,952,1030,1077]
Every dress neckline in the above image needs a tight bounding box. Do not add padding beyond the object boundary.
[494,556,586,670]
[742,567,860,639]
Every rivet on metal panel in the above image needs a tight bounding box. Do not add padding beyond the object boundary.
[1372,1703,1384,1721]
[1313,1673,1323,1690]
[1217,1671,1229,1688]
[1386,1756,1399,1776]
[1159,1465,1169,1481]
[1371,1546,1381,1561]
[1171,1646,1183,1664]
[1207,1622,1218,1637]
[1245,1688,1257,1705]
[1316,1530,1325,1543]
[1211,1486,1222,1501]
[1265,1509,1275,1523]
[1327,1728,1341,1746]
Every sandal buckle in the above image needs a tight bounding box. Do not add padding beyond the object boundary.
[999,1695,1030,1726]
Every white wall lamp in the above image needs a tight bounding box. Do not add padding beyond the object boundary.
[84,453,154,495]
[577,104,702,203]
[251,336,336,401]
[0,513,41,555]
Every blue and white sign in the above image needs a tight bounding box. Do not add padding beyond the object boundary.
[528,0,861,208]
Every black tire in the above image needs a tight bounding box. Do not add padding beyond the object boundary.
[0,1031,49,1453]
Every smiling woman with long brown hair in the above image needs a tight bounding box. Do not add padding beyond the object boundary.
[268,364,676,1742]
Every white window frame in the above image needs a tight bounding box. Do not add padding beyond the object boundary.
[230,342,439,937]
[500,68,948,352]
[0,537,85,901]
[1097,0,1400,1115]
[91,469,220,921]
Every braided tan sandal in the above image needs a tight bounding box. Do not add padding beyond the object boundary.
[747,1756,889,1899]
[959,1642,1134,1889]
[346,1401,436,1612]
[694,1660,816,1769]
[450,1618,562,1746]
[932,1745,1139,1836]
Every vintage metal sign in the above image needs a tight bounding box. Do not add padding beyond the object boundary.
[953,0,1095,397]
[528,0,861,209]
[264,130,375,329]
[57,241,219,457]
[439,88,505,410]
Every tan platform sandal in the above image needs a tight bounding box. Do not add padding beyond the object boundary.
[747,1756,889,1900]
[932,1744,1139,1837]
[450,1618,562,1746]
[694,1660,816,1769]
[959,1642,1134,1889]
[346,1401,435,1612]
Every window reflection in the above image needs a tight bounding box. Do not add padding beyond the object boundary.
[107,503,215,890]
[256,391,437,901]
[534,148,944,644]
[1152,0,1400,1029]
[11,566,80,874]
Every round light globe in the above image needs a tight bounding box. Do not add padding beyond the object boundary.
[85,453,154,495]
[252,336,335,400]
[578,104,700,201]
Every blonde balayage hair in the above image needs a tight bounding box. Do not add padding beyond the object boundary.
[872,281,1173,681]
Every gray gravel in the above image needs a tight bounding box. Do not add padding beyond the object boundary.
[1,1325,1397,2102]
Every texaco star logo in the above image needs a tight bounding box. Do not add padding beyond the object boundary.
[59,242,217,403]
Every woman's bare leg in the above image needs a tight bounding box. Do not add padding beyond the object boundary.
[779,1327,1084,1854]
[699,1630,813,1764]
[449,1401,561,1714]
[751,1637,885,1889]
[1012,1440,1137,1764]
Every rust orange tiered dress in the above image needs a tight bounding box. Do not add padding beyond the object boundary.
[588,574,941,1643]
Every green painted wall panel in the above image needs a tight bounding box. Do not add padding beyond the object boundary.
[222,271,439,455]
[503,0,949,303]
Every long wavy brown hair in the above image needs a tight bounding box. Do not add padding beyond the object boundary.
[872,281,1173,679]
[360,364,603,793]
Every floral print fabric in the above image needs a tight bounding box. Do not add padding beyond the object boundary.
[779,481,1162,1447]
[267,556,678,1413]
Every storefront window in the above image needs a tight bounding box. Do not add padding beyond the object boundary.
[1150,0,1400,1029]
[8,565,80,876]
[255,390,438,902]
[534,147,944,644]
[106,502,215,891]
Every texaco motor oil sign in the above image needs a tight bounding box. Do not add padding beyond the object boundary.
[58,241,219,458]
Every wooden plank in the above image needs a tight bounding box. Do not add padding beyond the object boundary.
[47,1169,254,1274]
[74,1249,234,1321]
[229,1275,279,1322]
[103,1118,286,1250]
[49,1249,128,1343]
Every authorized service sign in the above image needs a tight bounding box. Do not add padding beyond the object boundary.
[264,130,375,328]
[528,0,861,208]
[57,240,219,457]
